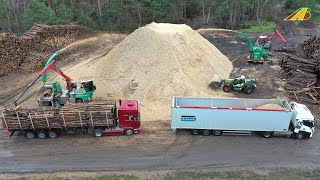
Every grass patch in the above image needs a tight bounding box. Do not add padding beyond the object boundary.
[240,21,276,33]
[164,170,320,180]
[53,175,138,180]
[5,169,320,180]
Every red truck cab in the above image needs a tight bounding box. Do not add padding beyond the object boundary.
[103,99,141,136]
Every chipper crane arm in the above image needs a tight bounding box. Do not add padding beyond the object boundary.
[13,50,71,106]
[257,30,287,49]
[236,30,254,50]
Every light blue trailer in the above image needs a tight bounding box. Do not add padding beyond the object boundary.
[171,97,315,139]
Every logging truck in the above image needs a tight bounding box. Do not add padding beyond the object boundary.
[171,97,315,139]
[1,99,141,139]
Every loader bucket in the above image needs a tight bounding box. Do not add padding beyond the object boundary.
[209,82,221,89]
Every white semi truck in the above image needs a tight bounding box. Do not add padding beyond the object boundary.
[171,97,315,139]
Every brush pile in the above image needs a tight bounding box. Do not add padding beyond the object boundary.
[280,36,320,104]
[0,24,95,77]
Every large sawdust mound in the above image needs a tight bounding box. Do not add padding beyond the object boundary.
[69,23,233,120]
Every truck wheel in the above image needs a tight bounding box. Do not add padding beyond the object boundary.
[93,128,103,137]
[295,132,305,140]
[191,129,199,135]
[26,131,35,139]
[202,129,211,136]
[125,129,134,136]
[37,131,47,139]
[262,131,272,138]
[213,130,223,136]
[48,130,58,138]
[244,86,254,94]
[222,85,231,92]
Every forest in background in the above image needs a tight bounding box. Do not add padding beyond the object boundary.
[0,0,318,35]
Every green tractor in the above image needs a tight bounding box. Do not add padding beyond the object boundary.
[237,31,272,63]
[209,75,257,94]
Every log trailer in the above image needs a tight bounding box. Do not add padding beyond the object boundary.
[171,97,315,140]
[2,100,141,139]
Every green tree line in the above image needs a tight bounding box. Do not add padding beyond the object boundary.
[0,0,318,35]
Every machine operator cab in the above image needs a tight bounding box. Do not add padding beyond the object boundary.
[290,101,315,138]
[117,99,141,135]
[69,79,96,103]
[233,75,245,85]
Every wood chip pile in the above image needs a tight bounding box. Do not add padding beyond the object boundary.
[256,104,285,110]
[280,36,320,104]
[0,24,95,77]
[1,101,115,130]
[69,23,233,120]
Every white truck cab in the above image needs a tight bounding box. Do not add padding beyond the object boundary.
[290,102,315,139]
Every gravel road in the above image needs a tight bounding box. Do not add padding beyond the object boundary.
[1,130,320,173]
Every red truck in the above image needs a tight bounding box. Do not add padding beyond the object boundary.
[2,99,141,139]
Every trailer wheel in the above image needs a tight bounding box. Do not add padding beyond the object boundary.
[191,129,199,135]
[48,130,58,139]
[295,132,305,140]
[125,129,134,136]
[213,130,223,136]
[37,131,47,139]
[26,131,35,139]
[202,129,211,136]
[93,128,103,137]
[262,131,272,138]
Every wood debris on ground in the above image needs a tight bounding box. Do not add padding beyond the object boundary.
[279,36,320,104]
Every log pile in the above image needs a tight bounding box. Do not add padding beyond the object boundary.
[1,101,117,130]
[0,24,95,76]
[2,110,30,130]
[302,36,320,60]
[60,104,87,128]
[87,102,116,127]
[280,36,320,104]
[0,35,30,76]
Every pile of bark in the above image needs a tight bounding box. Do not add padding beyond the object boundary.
[280,36,320,104]
[0,24,95,76]
[2,101,116,130]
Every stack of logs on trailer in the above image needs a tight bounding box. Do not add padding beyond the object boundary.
[0,24,95,77]
[1,102,115,132]
[280,36,320,104]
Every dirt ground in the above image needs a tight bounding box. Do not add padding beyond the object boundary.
[198,28,320,119]
[1,26,320,175]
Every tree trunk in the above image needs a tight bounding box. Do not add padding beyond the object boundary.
[206,6,211,24]
[137,3,142,28]
[202,1,205,24]
[97,0,102,17]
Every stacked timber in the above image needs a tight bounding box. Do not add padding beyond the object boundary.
[0,35,30,76]
[1,109,30,130]
[302,36,320,60]
[1,101,118,130]
[60,104,87,128]
[280,52,318,73]
[87,102,116,127]
[279,36,320,104]
[0,24,95,76]
[28,109,61,129]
